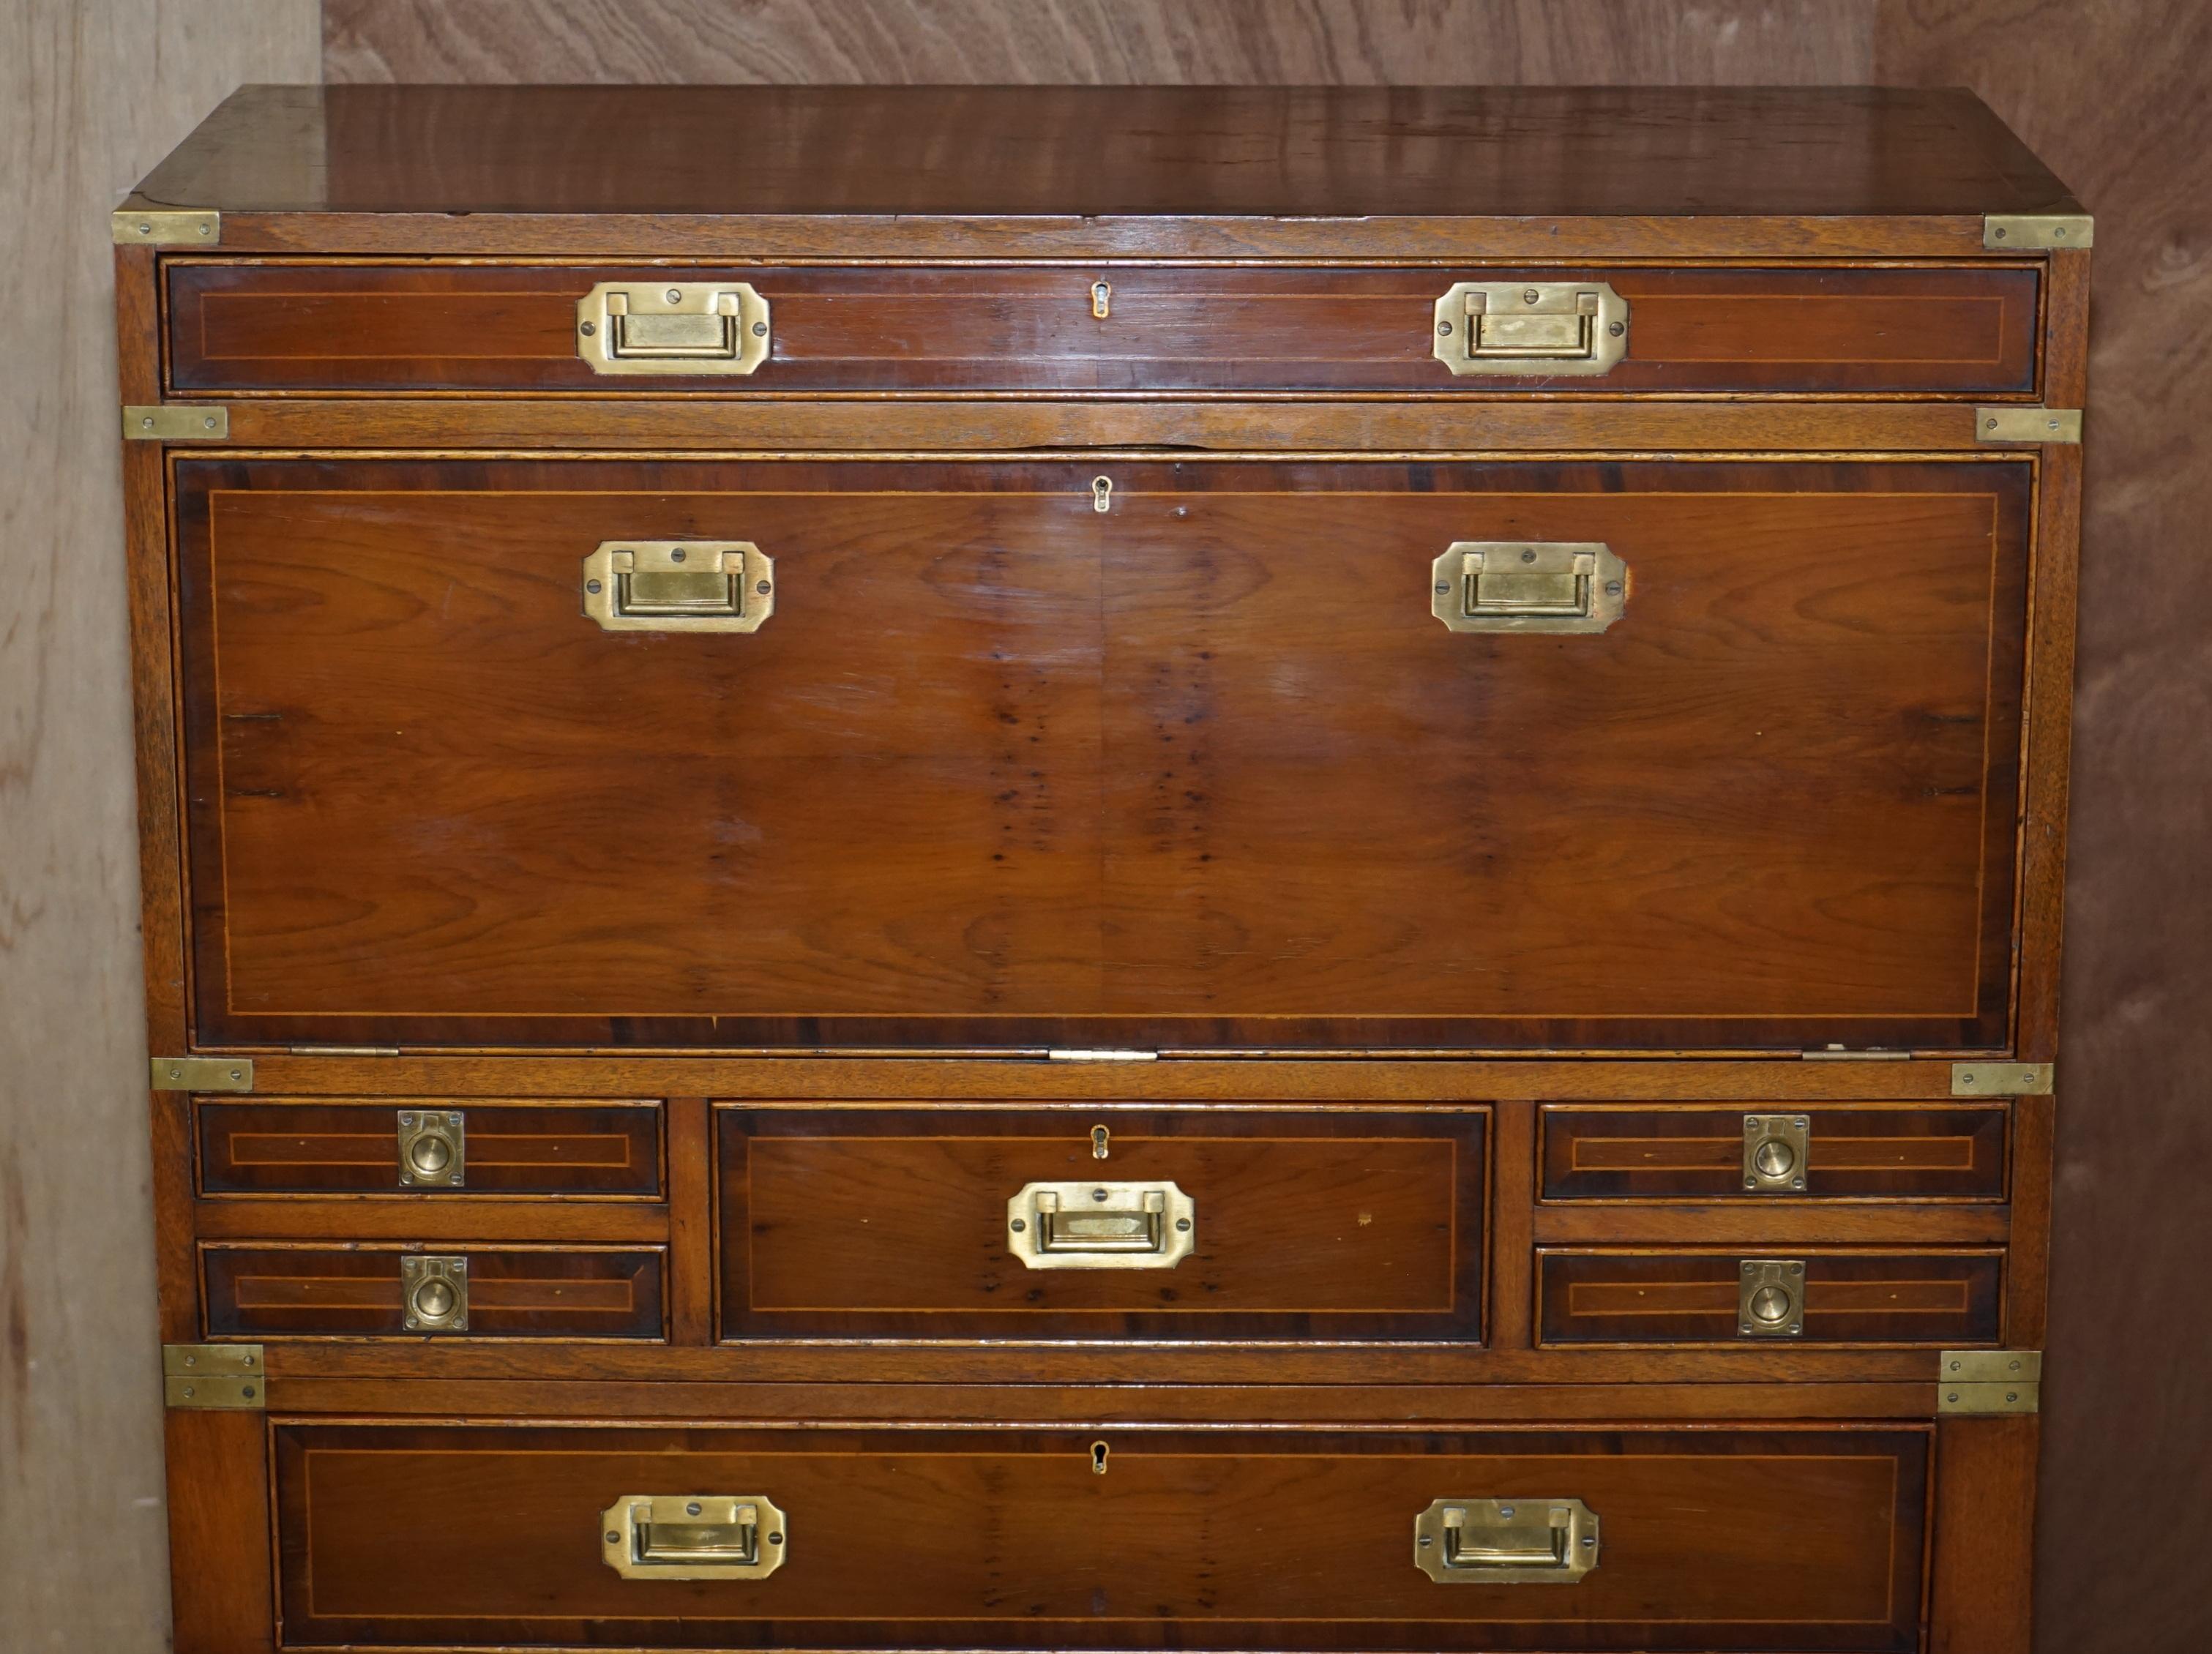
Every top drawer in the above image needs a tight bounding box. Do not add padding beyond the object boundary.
[164,261,2041,396]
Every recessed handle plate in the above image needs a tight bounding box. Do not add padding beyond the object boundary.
[583,541,773,634]
[1415,1498,1600,1584]
[1432,280,1627,377]
[1432,541,1628,634]
[1006,1180,1195,1271]
[577,280,770,375]
[601,1494,788,1581]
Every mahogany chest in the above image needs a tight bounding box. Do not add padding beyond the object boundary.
[116,85,2086,1653]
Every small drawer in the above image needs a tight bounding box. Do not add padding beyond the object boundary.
[201,1243,664,1339]
[272,1419,1929,1652]
[1541,1104,2009,1200]
[1538,1248,2004,1346]
[717,1107,1485,1341]
[166,260,2041,397]
[195,1099,663,1196]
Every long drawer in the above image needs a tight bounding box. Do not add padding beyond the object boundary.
[174,455,2028,1051]
[166,260,2041,395]
[272,1421,1930,1652]
[717,1106,1485,1341]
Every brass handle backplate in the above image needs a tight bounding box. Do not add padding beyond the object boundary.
[1742,1114,1811,1194]
[1415,1498,1600,1584]
[400,1254,468,1333]
[1432,541,1628,634]
[1738,1257,1806,1337]
[583,541,774,634]
[601,1494,788,1581]
[1006,1180,1195,1271]
[576,280,769,375]
[397,1108,464,1189]
[1432,280,1627,377]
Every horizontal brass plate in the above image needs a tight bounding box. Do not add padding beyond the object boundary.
[151,1056,253,1092]
[113,206,219,246]
[1983,212,2092,250]
[1976,407,2081,444]
[124,405,228,441]
[162,1343,265,1410]
[1951,1061,2053,1096]
[1938,1349,2041,1414]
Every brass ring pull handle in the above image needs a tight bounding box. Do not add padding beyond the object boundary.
[601,1494,788,1581]
[576,280,769,375]
[583,541,774,634]
[1006,1180,1195,1271]
[1415,1498,1600,1584]
[1431,280,1627,376]
[1432,541,1628,634]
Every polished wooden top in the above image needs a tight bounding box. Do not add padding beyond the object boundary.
[134,83,2077,220]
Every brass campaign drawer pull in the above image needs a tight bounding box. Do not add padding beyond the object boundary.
[583,541,774,633]
[576,280,770,375]
[600,1494,788,1581]
[400,1254,468,1333]
[1006,1180,1195,1271]
[1415,1498,1600,1584]
[1432,280,1627,376]
[1432,541,1629,634]
[1739,1257,1807,1337]
[396,1109,463,1189]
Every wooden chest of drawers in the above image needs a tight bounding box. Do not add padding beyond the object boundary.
[116,85,2086,1653]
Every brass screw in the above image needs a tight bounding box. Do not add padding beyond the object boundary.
[578,321,595,336]
[669,547,686,562]
[752,321,768,336]
[756,580,771,594]
[665,288,682,303]
[1522,288,1540,303]
[1437,320,1453,335]
[586,579,602,594]
[1609,321,1626,336]
[1009,1218,1025,1232]
[1176,1217,1192,1232]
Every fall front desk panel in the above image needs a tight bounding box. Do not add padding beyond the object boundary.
[174,456,2030,1052]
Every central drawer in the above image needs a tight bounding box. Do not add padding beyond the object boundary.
[175,456,2028,1051]
[272,1421,1930,1652]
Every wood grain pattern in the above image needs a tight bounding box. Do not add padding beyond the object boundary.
[272,1419,1931,1652]
[716,1107,1484,1341]
[1540,1104,2009,1200]
[164,260,2043,397]
[173,456,2028,1052]
[0,10,318,1654]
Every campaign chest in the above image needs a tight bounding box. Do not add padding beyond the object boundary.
[116,85,2086,1653]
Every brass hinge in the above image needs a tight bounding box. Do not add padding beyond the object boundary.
[163,1344,265,1410]
[1951,1061,2054,1096]
[124,405,228,441]
[1937,1349,2041,1415]
[1976,407,2082,445]
[1983,212,2092,251]
[1799,1048,1910,1060]
[113,206,220,247]
[288,1044,400,1056]
[151,1056,253,1092]
[1047,1049,1159,1063]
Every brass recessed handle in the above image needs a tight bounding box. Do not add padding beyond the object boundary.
[1006,1180,1195,1271]
[1432,280,1627,377]
[583,541,773,634]
[1432,541,1628,634]
[576,280,769,375]
[600,1494,788,1581]
[1415,1498,1600,1584]
[1738,1257,1806,1337]
[396,1109,463,1189]
[400,1254,468,1333]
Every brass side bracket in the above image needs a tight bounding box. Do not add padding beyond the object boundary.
[125,405,228,441]
[1976,407,2081,445]
[1983,213,2092,250]
[152,1056,253,1092]
[1951,1062,2053,1097]
[113,206,220,247]
[164,1344,265,1410]
[1938,1349,2041,1414]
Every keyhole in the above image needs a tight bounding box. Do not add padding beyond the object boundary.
[1091,1440,1110,1475]
[1091,280,1112,319]
[1091,1124,1110,1160]
[1092,476,1113,512]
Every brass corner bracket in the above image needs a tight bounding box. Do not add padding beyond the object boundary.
[1983,213,2091,251]
[1937,1349,2041,1415]
[151,1056,253,1093]
[1951,1061,2053,1097]
[164,1344,265,1410]
[113,206,220,247]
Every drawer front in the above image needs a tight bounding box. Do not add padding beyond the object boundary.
[1542,1104,2009,1200]
[1537,1248,2003,1345]
[201,1244,663,1339]
[166,261,2041,396]
[272,1421,1928,1652]
[196,1099,662,1195]
[176,457,2027,1052]
[717,1107,1484,1341]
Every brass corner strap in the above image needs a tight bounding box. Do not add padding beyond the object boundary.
[151,1056,253,1092]
[1976,407,2082,445]
[164,1344,265,1410]
[113,206,220,247]
[124,405,228,441]
[1982,212,2092,250]
[1938,1350,2041,1415]
[1951,1061,2053,1096]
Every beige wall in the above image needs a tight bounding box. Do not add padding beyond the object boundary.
[5,4,2206,1649]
